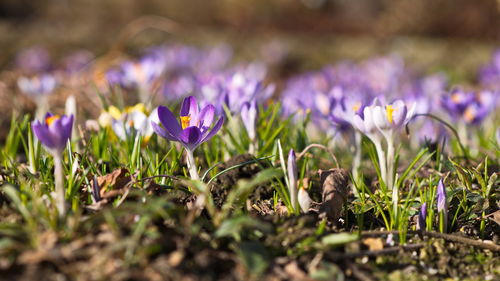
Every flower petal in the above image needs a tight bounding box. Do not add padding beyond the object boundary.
[372,105,389,131]
[151,121,178,141]
[201,116,224,143]
[32,121,54,148]
[179,126,202,150]
[197,104,215,133]
[180,96,199,120]
[157,105,182,137]
[391,100,407,127]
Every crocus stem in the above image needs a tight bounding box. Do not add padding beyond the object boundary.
[373,139,387,187]
[186,149,200,181]
[35,96,49,120]
[439,211,448,233]
[248,141,256,155]
[386,137,395,191]
[458,121,467,147]
[53,152,66,217]
[352,131,362,184]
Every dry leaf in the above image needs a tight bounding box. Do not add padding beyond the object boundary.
[90,168,132,198]
[318,168,349,223]
[488,210,500,226]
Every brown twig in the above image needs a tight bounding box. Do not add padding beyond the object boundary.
[360,230,500,252]
[296,143,339,168]
[325,244,424,261]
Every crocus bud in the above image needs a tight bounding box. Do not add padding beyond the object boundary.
[437,179,447,213]
[287,149,298,210]
[417,202,427,231]
[298,187,311,213]
[241,100,258,141]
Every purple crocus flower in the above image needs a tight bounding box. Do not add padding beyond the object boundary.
[17,74,57,98]
[441,89,496,125]
[32,112,74,217]
[151,96,224,152]
[61,50,94,75]
[161,73,197,100]
[120,56,166,90]
[32,113,74,153]
[222,71,275,113]
[440,88,474,119]
[479,50,500,90]
[15,46,51,74]
[417,202,427,231]
[436,179,447,213]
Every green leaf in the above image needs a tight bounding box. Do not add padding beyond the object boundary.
[321,232,359,247]
[215,216,270,238]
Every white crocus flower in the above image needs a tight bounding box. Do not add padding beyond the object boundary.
[109,105,158,142]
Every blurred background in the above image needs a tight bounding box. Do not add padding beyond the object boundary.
[1,0,499,69]
[0,0,499,140]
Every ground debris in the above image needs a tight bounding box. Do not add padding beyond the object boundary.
[318,168,349,224]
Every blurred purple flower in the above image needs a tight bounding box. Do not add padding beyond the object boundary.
[15,46,51,74]
[32,113,74,153]
[151,96,224,152]
[479,50,500,90]
[361,55,406,97]
[223,72,275,112]
[328,86,370,133]
[419,121,447,144]
[17,74,57,98]
[441,89,496,124]
[162,74,197,99]
[440,89,474,119]
[104,68,124,88]
[120,56,166,90]
[61,50,94,74]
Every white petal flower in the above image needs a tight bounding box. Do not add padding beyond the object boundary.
[298,187,311,213]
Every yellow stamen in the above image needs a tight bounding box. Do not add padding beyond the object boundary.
[125,103,147,114]
[451,93,462,103]
[45,115,60,126]
[108,106,122,119]
[385,105,395,124]
[180,116,191,129]
[463,107,475,123]
[352,102,361,112]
